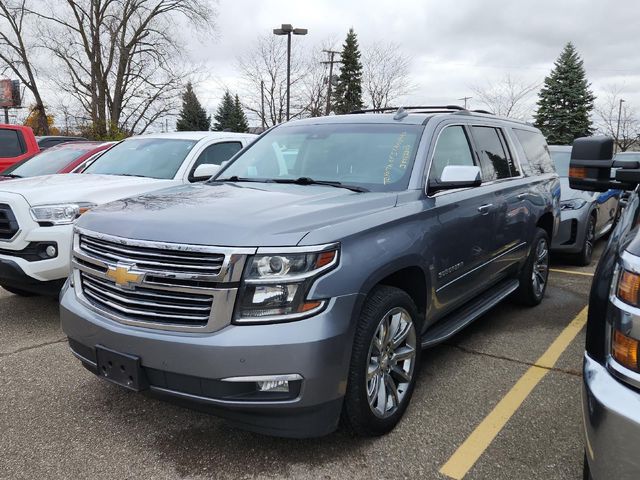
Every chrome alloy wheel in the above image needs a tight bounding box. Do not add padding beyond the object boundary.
[366,307,417,418]
[532,237,549,297]
[585,218,596,259]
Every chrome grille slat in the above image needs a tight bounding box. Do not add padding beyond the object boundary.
[79,241,220,273]
[84,274,212,304]
[80,236,224,265]
[83,288,210,323]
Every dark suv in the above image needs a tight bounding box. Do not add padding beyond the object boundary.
[60,106,560,438]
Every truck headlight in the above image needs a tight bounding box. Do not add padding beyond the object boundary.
[235,246,339,323]
[612,268,640,372]
[30,203,96,226]
[560,199,587,210]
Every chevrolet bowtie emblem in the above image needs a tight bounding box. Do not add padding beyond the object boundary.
[106,264,143,288]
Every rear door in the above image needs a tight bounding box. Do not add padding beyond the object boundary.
[426,123,498,314]
[470,125,529,281]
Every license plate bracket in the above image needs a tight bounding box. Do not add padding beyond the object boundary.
[95,345,148,391]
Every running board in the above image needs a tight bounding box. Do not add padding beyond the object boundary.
[421,278,520,348]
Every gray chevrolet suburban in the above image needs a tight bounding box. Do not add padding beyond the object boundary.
[60,106,560,438]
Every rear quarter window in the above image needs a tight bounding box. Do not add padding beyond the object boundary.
[513,129,555,176]
[0,129,26,157]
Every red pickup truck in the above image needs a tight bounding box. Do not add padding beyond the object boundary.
[0,124,40,172]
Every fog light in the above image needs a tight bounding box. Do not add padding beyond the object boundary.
[45,245,57,258]
[257,379,290,393]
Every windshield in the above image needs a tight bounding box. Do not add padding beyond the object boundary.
[216,123,423,192]
[550,150,570,176]
[615,152,640,163]
[4,144,95,177]
[84,138,197,179]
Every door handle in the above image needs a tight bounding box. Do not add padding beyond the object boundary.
[478,203,493,215]
[517,193,527,200]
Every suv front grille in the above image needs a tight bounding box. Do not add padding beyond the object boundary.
[0,204,19,240]
[80,272,212,326]
[78,234,225,279]
[72,229,250,332]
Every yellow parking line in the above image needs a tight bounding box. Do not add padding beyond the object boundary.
[549,268,594,277]
[439,306,588,479]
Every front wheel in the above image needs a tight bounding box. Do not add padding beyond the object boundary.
[515,228,550,306]
[577,215,596,266]
[342,285,421,436]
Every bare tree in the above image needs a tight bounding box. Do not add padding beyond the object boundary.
[237,35,309,127]
[362,42,413,110]
[0,0,49,133]
[595,85,639,152]
[33,0,215,138]
[471,74,539,120]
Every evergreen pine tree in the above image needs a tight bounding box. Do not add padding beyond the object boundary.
[534,42,595,144]
[332,28,364,114]
[213,91,235,131]
[176,82,211,131]
[232,95,249,133]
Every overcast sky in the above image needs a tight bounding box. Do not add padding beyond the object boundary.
[187,0,640,126]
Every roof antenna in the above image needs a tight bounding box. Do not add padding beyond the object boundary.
[393,107,408,120]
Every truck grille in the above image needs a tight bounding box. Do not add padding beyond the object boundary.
[78,233,225,281]
[0,204,19,240]
[79,271,212,326]
[72,229,249,332]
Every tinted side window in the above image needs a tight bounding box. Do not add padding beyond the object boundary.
[429,126,475,180]
[0,129,25,157]
[513,129,555,175]
[471,126,519,181]
[193,142,242,172]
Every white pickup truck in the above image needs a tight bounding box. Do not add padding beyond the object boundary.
[0,131,255,295]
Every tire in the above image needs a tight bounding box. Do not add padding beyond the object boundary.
[583,453,593,480]
[342,285,422,436]
[577,214,596,266]
[2,285,37,297]
[515,227,550,306]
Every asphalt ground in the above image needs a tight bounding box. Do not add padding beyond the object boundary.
[0,244,601,480]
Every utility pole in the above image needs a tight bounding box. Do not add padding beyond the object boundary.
[3,107,8,124]
[321,50,341,115]
[458,96,472,109]
[615,98,625,153]
[260,80,266,129]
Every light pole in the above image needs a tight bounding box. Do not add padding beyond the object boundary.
[273,24,308,121]
[615,98,625,153]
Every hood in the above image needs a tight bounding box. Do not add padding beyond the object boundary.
[0,173,177,206]
[559,177,597,202]
[78,183,398,247]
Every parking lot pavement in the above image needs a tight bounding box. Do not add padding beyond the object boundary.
[0,250,598,480]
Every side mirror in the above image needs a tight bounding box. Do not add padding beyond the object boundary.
[192,163,220,181]
[429,165,482,193]
[569,136,614,192]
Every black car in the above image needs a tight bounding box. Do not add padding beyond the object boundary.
[36,135,87,150]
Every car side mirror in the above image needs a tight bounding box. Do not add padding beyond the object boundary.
[569,136,615,192]
[429,165,482,193]
[192,163,220,182]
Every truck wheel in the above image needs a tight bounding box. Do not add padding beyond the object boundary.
[1,286,36,297]
[342,285,421,436]
[515,228,550,306]
[577,215,596,266]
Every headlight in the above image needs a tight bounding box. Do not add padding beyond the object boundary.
[612,268,640,372]
[560,199,587,210]
[235,246,339,323]
[30,203,96,226]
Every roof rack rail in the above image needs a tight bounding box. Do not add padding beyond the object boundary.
[349,105,466,114]
[471,109,494,115]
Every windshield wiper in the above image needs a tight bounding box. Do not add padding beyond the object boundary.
[272,177,369,193]
[213,175,274,183]
[1,174,22,178]
[117,173,149,178]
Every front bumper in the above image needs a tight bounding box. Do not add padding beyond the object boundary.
[60,285,361,438]
[551,207,588,253]
[583,353,640,479]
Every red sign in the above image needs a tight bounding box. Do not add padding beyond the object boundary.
[0,80,20,108]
